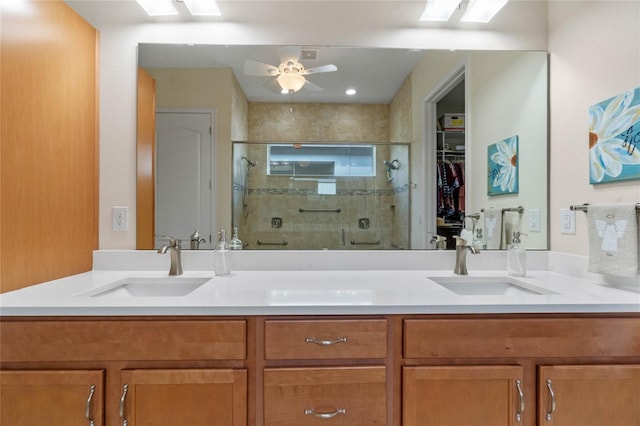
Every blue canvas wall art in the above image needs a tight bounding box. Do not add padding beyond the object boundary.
[589,87,640,184]
[487,135,519,196]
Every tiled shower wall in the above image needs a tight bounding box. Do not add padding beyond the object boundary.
[233,99,411,250]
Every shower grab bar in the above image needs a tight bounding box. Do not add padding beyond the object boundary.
[350,239,380,245]
[570,203,640,213]
[481,206,524,214]
[299,208,341,213]
[257,239,288,246]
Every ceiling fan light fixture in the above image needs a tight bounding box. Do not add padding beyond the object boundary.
[420,0,462,21]
[277,73,306,93]
[135,0,178,16]
[182,0,221,16]
[461,0,508,23]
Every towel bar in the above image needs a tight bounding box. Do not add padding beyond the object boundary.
[350,240,381,245]
[480,206,524,214]
[257,240,288,246]
[570,203,640,213]
[299,208,341,213]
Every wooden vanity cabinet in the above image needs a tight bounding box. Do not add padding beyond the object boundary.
[403,365,524,426]
[0,318,248,426]
[0,369,105,426]
[263,319,388,425]
[538,365,640,426]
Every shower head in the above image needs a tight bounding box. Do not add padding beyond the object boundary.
[384,159,400,170]
[241,156,257,167]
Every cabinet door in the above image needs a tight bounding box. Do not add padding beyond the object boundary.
[264,366,387,425]
[403,366,524,426]
[119,369,246,426]
[539,365,640,426]
[1,369,104,426]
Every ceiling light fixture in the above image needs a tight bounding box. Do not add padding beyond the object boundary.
[420,0,462,21]
[277,73,306,93]
[346,89,357,96]
[135,0,178,16]
[461,0,508,23]
[182,0,221,16]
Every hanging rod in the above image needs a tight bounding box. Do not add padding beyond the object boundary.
[299,208,341,213]
[480,206,524,214]
[350,240,381,245]
[257,240,288,246]
[570,203,640,213]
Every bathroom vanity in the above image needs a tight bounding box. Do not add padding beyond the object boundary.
[1,264,639,426]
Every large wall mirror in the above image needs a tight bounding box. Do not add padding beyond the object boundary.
[137,44,548,251]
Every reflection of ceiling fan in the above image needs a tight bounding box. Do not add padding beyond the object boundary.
[243,46,337,94]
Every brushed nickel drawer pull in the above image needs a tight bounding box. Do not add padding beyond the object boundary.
[545,379,556,421]
[515,379,524,422]
[304,408,346,419]
[120,384,129,426]
[85,384,96,426]
[305,336,348,346]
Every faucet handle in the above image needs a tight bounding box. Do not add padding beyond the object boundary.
[161,235,181,247]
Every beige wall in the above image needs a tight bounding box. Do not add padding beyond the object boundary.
[548,1,640,255]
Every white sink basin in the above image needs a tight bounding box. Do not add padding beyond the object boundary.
[80,277,211,298]
[428,276,556,296]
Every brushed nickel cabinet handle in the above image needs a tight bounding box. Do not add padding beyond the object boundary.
[304,336,347,346]
[545,379,556,421]
[304,408,346,419]
[515,379,524,422]
[85,384,96,426]
[120,384,129,426]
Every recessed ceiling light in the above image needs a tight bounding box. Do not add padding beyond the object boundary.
[182,0,221,16]
[135,0,178,16]
[420,0,462,21]
[461,0,508,23]
[346,89,357,96]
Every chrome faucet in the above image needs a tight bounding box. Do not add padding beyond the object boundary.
[453,236,479,275]
[158,236,183,276]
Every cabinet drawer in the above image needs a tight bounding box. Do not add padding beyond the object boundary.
[265,319,387,360]
[0,319,246,362]
[404,317,640,359]
[264,366,387,425]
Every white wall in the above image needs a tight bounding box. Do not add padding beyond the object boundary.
[95,1,550,249]
[548,1,640,256]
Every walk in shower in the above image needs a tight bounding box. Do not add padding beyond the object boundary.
[232,142,411,250]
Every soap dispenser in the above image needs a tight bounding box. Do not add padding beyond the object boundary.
[507,231,526,277]
[229,227,243,250]
[214,229,231,276]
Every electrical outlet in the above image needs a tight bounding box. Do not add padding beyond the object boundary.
[559,208,575,234]
[528,209,541,233]
[112,206,128,231]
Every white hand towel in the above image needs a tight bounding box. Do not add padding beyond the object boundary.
[588,204,639,278]
[484,207,502,250]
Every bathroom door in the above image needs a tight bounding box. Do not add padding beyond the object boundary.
[155,111,214,249]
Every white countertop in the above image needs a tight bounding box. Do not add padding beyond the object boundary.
[1,268,639,316]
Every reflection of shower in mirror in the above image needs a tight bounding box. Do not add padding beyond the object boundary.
[241,156,257,167]
[241,156,257,218]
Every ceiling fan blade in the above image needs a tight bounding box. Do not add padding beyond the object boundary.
[277,46,301,65]
[263,78,286,94]
[244,59,279,76]
[303,64,338,74]
[302,80,324,92]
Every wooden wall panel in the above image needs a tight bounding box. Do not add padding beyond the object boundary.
[136,67,156,250]
[0,1,99,292]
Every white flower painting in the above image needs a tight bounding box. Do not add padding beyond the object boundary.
[487,135,519,195]
[589,87,640,184]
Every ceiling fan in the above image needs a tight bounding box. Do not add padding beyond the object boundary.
[243,46,337,94]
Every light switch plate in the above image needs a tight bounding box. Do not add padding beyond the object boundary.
[559,208,575,234]
[528,209,541,233]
